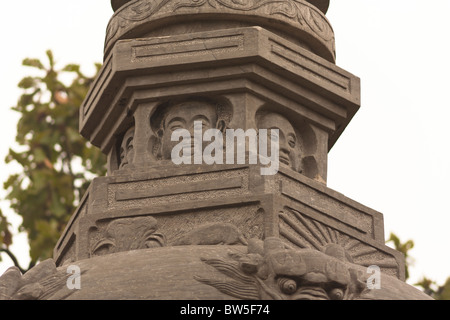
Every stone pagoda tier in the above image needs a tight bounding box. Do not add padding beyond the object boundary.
[0,0,431,300]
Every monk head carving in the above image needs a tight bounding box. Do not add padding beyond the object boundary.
[119,126,135,169]
[151,98,230,160]
[256,111,302,172]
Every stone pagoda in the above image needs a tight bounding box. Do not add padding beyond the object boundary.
[0,0,431,300]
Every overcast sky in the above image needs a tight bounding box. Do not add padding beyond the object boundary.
[0,0,449,290]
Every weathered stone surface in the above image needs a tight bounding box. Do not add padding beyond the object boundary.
[0,245,430,300]
[0,259,63,300]
[0,267,22,300]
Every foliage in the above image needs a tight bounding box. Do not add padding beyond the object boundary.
[415,276,450,300]
[386,232,414,280]
[386,232,449,300]
[0,209,12,249]
[0,50,106,271]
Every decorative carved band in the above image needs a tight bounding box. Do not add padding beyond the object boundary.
[105,0,336,62]
[115,177,243,201]
[131,35,245,61]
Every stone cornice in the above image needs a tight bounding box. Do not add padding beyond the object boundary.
[105,0,336,62]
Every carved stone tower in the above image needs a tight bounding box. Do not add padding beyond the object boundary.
[1,0,431,300]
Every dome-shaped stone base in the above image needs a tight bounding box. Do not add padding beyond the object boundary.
[1,244,432,300]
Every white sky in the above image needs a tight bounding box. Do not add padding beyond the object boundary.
[0,0,449,290]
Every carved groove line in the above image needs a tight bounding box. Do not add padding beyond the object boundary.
[131,35,245,60]
[270,40,349,90]
[115,177,243,201]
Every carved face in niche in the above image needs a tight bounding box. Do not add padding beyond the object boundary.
[257,112,300,171]
[119,126,134,169]
[159,100,223,160]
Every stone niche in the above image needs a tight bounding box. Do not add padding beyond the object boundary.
[80,27,360,181]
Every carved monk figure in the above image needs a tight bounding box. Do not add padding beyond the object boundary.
[256,112,301,172]
[119,126,135,169]
[156,100,226,161]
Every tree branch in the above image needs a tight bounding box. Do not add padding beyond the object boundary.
[0,248,26,274]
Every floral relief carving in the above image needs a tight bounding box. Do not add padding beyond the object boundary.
[90,216,166,257]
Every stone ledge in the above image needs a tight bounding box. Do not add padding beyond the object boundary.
[53,164,403,280]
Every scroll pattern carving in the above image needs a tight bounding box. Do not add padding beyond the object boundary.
[105,0,335,59]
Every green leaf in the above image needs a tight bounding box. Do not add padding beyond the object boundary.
[46,50,54,68]
[33,147,47,163]
[62,64,80,74]
[22,58,44,70]
[18,77,38,89]
[0,209,13,248]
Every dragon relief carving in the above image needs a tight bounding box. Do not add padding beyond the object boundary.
[195,237,369,300]
[0,259,79,300]
[105,0,335,57]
